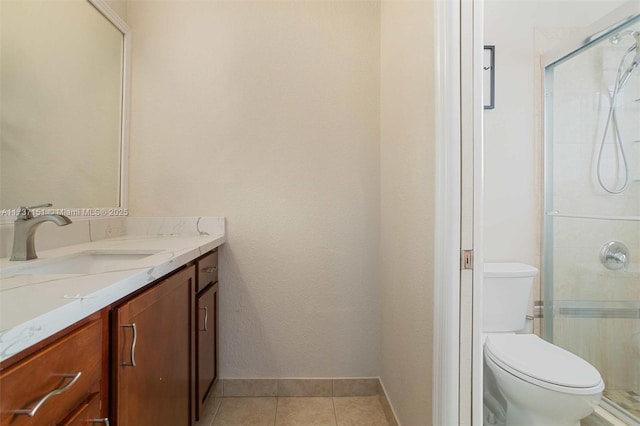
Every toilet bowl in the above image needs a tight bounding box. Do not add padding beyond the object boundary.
[484,334,604,426]
[483,263,604,426]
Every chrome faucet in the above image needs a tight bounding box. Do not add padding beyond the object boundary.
[10,203,72,261]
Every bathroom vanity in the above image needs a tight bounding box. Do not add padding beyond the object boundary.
[0,217,225,426]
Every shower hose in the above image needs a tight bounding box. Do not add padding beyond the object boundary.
[596,42,638,194]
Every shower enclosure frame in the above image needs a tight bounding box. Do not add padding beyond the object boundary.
[541,0,640,423]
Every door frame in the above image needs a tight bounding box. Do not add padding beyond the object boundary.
[432,0,484,424]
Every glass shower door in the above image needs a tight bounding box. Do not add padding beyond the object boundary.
[543,12,640,423]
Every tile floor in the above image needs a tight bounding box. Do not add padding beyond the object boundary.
[195,393,632,426]
[197,396,390,426]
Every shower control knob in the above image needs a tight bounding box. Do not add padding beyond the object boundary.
[600,241,629,271]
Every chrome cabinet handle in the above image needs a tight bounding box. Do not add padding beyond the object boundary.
[14,372,82,417]
[121,323,137,367]
[202,266,217,274]
[88,418,110,425]
[199,307,208,332]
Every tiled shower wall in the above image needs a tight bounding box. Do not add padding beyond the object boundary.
[548,33,640,391]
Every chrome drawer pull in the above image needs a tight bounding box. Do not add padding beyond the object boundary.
[202,266,217,274]
[199,307,209,332]
[89,418,110,425]
[14,372,82,417]
[121,323,137,367]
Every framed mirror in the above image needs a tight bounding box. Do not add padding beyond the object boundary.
[0,0,130,215]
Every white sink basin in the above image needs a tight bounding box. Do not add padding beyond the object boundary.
[1,250,161,275]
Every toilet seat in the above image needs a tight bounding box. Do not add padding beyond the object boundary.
[485,334,604,395]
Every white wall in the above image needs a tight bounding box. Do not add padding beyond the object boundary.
[105,0,127,21]
[379,1,436,424]
[127,0,381,378]
[129,2,438,422]
[483,0,627,267]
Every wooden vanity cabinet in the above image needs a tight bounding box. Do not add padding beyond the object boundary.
[111,265,195,426]
[0,312,109,426]
[195,249,219,421]
[0,248,220,426]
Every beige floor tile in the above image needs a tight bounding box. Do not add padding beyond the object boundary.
[213,397,277,426]
[334,396,389,426]
[196,394,222,426]
[275,397,337,426]
[376,388,398,426]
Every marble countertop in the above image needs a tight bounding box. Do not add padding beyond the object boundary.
[0,217,225,362]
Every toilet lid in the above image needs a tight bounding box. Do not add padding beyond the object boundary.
[485,334,602,389]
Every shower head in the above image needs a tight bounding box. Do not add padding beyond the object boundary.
[610,29,638,45]
[618,31,639,89]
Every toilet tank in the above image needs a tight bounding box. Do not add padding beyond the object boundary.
[483,263,538,332]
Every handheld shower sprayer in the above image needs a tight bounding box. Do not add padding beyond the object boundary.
[596,30,639,194]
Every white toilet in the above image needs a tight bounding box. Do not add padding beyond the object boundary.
[483,263,604,426]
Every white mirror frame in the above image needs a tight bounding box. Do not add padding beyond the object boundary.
[89,0,131,213]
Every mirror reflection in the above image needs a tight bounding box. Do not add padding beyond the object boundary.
[0,0,124,209]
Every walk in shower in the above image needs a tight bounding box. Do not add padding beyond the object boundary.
[543,1,640,423]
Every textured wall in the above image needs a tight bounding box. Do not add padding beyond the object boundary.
[127,0,381,377]
[379,1,436,424]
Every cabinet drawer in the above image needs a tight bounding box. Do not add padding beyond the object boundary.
[197,250,218,292]
[60,393,104,426]
[0,319,103,426]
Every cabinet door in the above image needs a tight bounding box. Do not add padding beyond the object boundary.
[113,266,195,426]
[196,282,218,419]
